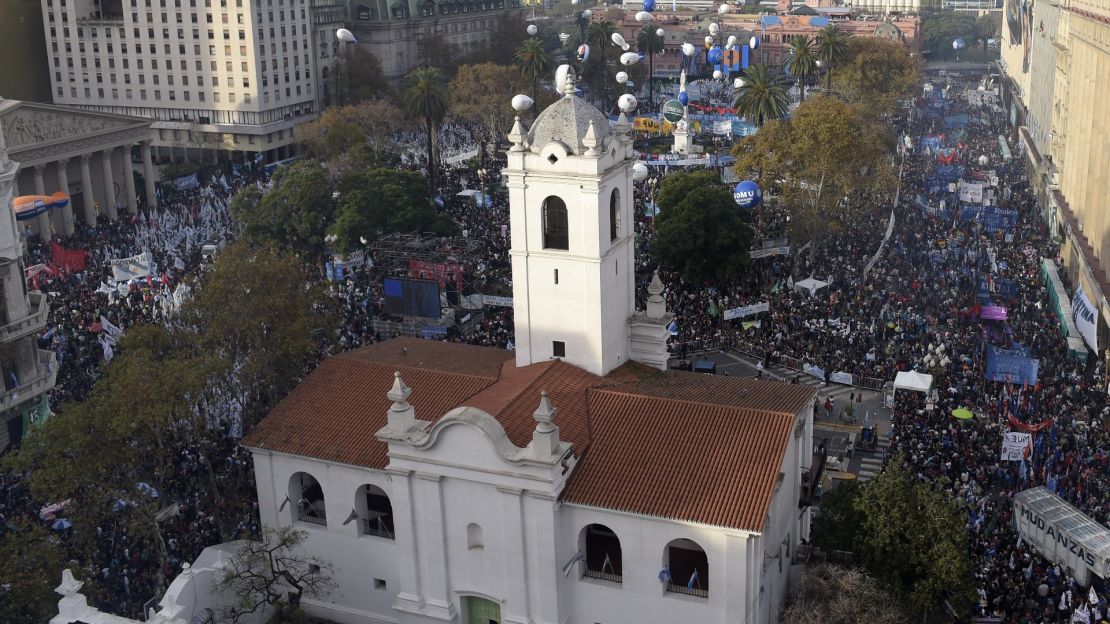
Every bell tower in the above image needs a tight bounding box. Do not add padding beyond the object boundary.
[502,67,637,376]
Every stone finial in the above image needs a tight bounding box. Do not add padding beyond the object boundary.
[614,111,632,137]
[56,569,83,596]
[508,115,527,152]
[531,390,561,456]
[562,75,577,98]
[646,270,667,319]
[583,120,601,157]
[387,371,417,431]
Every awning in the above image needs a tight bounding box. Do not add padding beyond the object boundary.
[893,370,933,393]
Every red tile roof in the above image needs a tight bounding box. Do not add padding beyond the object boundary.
[244,338,815,532]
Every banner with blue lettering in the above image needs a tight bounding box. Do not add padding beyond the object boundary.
[960,205,1018,232]
[935,164,965,181]
[985,345,1040,384]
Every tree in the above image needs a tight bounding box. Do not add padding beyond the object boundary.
[785,35,818,103]
[343,47,392,103]
[181,242,336,422]
[781,563,908,624]
[332,167,458,253]
[922,11,977,58]
[810,481,866,553]
[814,24,849,92]
[0,521,67,622]
[853,459,975,619]
[232,160,334,261]
[585,20,618,109]
[830,37,922,119]
[515,38,550,104]
[415,31,460,72]
[732,96,894,246]
[295,98,406,163]
[450,63,529,155]
[219,527,337,623]
[637,26,665,109]
[975,12,1002,50]
[654,171,754,285]
[732,64,790,126]
[401,67,450,192]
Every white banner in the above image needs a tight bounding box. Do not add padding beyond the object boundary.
[346,250,366,268]
[958,181,984,203]
[829,371,853,385]
[722,301,769,321]
[1001,432,1032,461]
[482,295,514,308]
[1072,286,1099,352]
[109,252,154,282]
[749,246,790,260]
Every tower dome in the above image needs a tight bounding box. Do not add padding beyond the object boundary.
[526,90,613,156]
[874,20,904,41]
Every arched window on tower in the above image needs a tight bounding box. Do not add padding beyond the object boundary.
[580,524,622,582]
[663,538,708,597]
[542,196,569,250]
[609,188,621,242]
[288,472,327,526]
[355,484,394,539]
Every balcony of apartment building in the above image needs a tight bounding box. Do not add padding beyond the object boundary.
[0,292,49,343]
[0,349,57,414]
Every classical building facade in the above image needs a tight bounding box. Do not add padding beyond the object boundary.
[0,98,156,237]
[38,0,333,164]
[0,111,56,452]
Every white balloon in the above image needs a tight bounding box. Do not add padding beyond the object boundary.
[635,10,654,21]
[681,42,696,57]
[632,162,649,181]
[618,93,638,113]
[704,35,714,47]
[336,28,357,43]
[712,69,722,79]
[616,71,629,84]
[733,77,743,88]
[656,28,665,37]
[555,64,575,92]
[582,9,592,17]
[559,32,570,43]
[726,35,737,49]
[527,24,538,36]
[511,94,534,111]
[612,33,629,50]
[718,2,729,13]
[619,51,642,65]
[749,35,759,49]
[709,23,720,36]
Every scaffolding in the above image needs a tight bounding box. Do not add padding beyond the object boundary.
[366,232,497,300]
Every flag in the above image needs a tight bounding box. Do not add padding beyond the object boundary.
[667,321,678,336]
[657,565,672,584]
[687,568,700,590]
[602,553,614,574]
[1089,587,1098,605]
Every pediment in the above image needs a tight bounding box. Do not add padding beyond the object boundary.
[0,101,149,152]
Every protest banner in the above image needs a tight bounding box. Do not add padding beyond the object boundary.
[109,252,154,282]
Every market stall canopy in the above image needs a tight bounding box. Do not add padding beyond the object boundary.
[893,370,933,393]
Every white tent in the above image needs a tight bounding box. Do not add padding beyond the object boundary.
[793,277,829,296]
[893,370,933,393]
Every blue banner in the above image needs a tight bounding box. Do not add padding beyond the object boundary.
[960,205,1018,232]
[918,136,942,151]
[925,177,947,194]
[936,164,965,181]
[944,113,970,129]
[985,345,1040,384]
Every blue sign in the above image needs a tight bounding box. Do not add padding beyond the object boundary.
[985,345,1039,385]
[733,180,761,209]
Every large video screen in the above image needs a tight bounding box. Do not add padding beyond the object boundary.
[383,278,441,319]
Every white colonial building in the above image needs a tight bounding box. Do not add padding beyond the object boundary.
[49,67,818,624]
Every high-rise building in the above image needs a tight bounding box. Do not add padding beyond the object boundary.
[0,118,56,451]
[39,0,337,164]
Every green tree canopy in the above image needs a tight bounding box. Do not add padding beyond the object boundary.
[515,38,551,104]
[922,11,978,58]
[344,47,392,103]
[814,24,850,91]
[785,35,818,102]
[232,160,334,261]
[810,481,866,553]
[732,64,790,126]
[831,37,922,118]
[332,168,457,253]
[654,171,754,285]
[402,67,451,191]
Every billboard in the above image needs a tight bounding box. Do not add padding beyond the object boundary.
[383,278,441,319]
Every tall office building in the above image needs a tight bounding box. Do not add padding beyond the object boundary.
[39,0,338,164]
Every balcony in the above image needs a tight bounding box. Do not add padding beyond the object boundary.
[297,506,327,526]
[582,569,622,584]
[0,349,57,413]
[0,293,49,343]
[361,517,393,539]
[665,582,708,599]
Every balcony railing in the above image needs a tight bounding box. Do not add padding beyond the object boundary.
[582,569,622,584]
[0,349,57,412]
[361,518,393,539]
[666,582,708,598]
[0,292,49,342]
[296,506,327,526]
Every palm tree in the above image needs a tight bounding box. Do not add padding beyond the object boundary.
[586,20,617,108]
[785,35,818,103]
[814,24,849,92]
[401,67,450,192]
[732,64,790,126]
[637,26,665,109]
[515,38,550,105]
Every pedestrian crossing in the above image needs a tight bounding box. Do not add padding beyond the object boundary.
[855,433,891,483]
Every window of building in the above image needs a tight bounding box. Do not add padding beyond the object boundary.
[355,484,394,539]
[542,196,568,250]
[609,188,620,241]
[663,539,708,598]
[581,524,622,582]
[552,341,566,358]
[289,472,327,527]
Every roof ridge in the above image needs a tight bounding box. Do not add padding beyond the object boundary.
[587,386,799,418]
[332,352,504,382]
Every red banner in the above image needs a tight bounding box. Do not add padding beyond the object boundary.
[50,242,88,273]
[408,259,463,292]
[1007,414,1053,433]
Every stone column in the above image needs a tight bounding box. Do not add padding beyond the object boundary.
[79,154,96,226]
[122,147,137,215]
[100,149,117,221]
[56,159,74,236]
[140,141,157,210]
[32,165,50,238]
